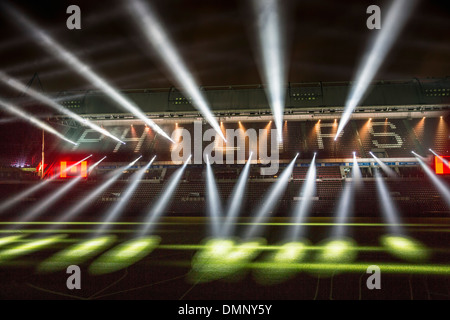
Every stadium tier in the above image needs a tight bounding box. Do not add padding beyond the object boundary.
[0,79,448,221]
[1,117,447,167]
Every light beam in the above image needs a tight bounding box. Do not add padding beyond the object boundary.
[5,5,173,142]
[14,177,83,226]
[0,154,93,213]
[374,169,404,235]
[53,156,144,225]
[127,0,225,141]
[287,154,317,240]
[252,0,287,142]
[243,154,298,239]
[222,153,253,238]
[0,72,124,144]
[331,182,354,239]
[352,152,363,187]
[413,154,450,208]
[370,152,397,178]
[335,0,418,139]
[138,155,191,236]
[205,156,223,237]
[429,148,450,169]
[95,157,156,235]
[0,98,77,145]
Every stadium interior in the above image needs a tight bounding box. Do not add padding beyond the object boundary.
[0,77,449,299]
[0,0,449,301]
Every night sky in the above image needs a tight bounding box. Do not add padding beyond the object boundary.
[0,0,449,97]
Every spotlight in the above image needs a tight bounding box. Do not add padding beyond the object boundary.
[352,152,363,187]
[127,0,225,142]
[0,98,77,145]
[0,155,96,214]
[374,170,404,235]
[251,0,287,142]
[287,155,317,240]
[414,155,450,208]
[381,235,429,262]
[0,235,66,263]
[244,154,298,239]
[0,72,124,144]
[38,236,116,272]
[14,176,83,225]
[370,152,397,177]
[89,236,161,275]
[54,156,144,225]
[95,156,156,235]
[88,156,107,173]
[190,238,265,283]
[331,182,354,239]
[222,153,253,238]
[335,0,418,139]
[5,4,173,142]
[205,156,223,237]
[429,148,450,169]
[138,155,191,236]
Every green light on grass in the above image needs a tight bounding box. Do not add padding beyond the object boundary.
[272,242,308,262]
[317,238,357,263]
[189,238,265,283]
[381,235,429,262]
[248,262,450,275]
[89,236,160,275]
[0,235,24,248]
[254,240,310,285]
[202,238,235,256]
[38,236,116,273]
[0,235,65,263]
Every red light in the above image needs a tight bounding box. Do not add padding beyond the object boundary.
[60,160,88,178]
[81,161,87,178]
[435,156,450,175]
[60,161,67,178]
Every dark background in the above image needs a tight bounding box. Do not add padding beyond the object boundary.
[0,0,449,97]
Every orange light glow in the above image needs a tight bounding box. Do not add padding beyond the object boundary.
[80,161,87,178]
[60,161,67,178]
[435,156,450,175]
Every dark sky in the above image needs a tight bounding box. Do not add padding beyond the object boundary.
[0,0,449,97]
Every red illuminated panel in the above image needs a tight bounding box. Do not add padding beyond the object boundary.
[60,161,88,178]
[60,161,67,178]
[435,156,450,175]
[80,161,87,178]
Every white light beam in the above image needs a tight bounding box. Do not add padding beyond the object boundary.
[244,154,298,239]
[0,72,124,144]
[222,152,253,238]
[0,98,77,145]
[414,154,450,209]
[5,5,173,142]
[370,152,397,178]
[252,0,286,142]
[287,154,317,240]
[429,149,450,169]
[335,0,418,139]
[139,155,192,236]
[127,0,225,142]
[95,157,156,235]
